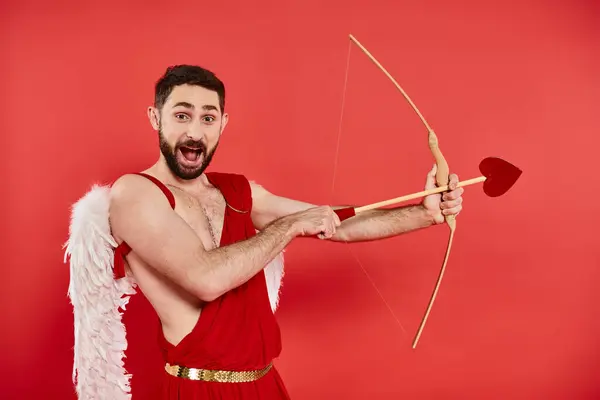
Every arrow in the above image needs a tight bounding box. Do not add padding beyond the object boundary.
[334,157,522,221]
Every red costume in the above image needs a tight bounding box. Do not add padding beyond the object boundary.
[65,172,289,399]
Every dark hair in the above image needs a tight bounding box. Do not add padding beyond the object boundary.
[154,65,226,113]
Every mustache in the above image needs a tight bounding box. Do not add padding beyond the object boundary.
[177,139,207,152]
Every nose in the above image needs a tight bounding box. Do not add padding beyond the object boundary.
[186,119,206,141]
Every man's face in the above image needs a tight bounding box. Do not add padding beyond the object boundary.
[149,84,228,180]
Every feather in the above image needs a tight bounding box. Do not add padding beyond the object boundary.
[63,183,285,399]
[63,184,136,400]
[264,250,285,312]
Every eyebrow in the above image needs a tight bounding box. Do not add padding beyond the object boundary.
[172,102,219,112]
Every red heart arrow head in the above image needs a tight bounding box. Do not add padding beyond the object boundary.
[479,157,522,197]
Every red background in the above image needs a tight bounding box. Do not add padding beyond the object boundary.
[2,0,599,399]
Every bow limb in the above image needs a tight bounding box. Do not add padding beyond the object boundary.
[411,131,456,348]
[347,34,456,349]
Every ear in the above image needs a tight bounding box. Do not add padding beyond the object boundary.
[147,106,160,130]
[220,113,229,135]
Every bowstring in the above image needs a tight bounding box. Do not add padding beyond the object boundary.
[330,39,408,337]
[330,39,352,197]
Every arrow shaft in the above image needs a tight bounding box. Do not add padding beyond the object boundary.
[354,175,486,213]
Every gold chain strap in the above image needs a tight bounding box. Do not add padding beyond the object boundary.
[165,362,273,383]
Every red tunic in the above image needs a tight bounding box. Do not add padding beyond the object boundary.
[116,172,290,399]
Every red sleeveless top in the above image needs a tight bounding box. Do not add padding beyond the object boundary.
[115,172,290,399]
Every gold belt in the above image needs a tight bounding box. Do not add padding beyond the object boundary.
[164,362,273,383]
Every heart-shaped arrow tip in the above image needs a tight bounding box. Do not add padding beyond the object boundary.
[479,157,522,197]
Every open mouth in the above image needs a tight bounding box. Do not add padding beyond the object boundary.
[178,146,204,167]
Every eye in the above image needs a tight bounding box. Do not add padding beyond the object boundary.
[174,113,190,121]
[202,115,216,123]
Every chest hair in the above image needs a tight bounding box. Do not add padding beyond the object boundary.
[168,185,225,250]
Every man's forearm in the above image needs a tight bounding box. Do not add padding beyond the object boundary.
[191,218,296,301]
[333,204,436,242]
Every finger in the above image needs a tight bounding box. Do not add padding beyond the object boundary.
[448,173,459,190]
[328,221,337,236]
[442,204,462,215]
[333,212,341,227]
[425,164,438,190]
[442,187,464,201]
[321,225,332,238]
[328,208,341,226]
[440,197,463,209]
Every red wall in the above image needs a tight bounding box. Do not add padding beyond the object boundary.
[2,0,599,398]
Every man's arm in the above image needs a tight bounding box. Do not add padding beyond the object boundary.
[324,205,436,242]
[109,174,299,302]
[250,181,446,242]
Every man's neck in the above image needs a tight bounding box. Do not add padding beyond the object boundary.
[144,159,212,193]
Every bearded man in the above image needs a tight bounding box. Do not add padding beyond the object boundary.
[66,64,464,399]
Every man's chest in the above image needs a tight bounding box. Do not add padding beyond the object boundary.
[168,186,226,250]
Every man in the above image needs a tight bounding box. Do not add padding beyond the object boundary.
[103,65,463,399]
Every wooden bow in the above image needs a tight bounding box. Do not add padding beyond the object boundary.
[336,34,456,349]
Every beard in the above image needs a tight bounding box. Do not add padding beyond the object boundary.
[158,128,218,180]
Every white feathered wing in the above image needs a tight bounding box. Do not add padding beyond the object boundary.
[64,183,285,399]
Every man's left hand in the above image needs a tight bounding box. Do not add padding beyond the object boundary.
[422,164,464,225]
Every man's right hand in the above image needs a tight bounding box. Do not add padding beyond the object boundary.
[283,206,341,239]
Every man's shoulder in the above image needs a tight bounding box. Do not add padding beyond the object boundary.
[109,173,170,208]
[108,173,177,240]
[110,173,149,197]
